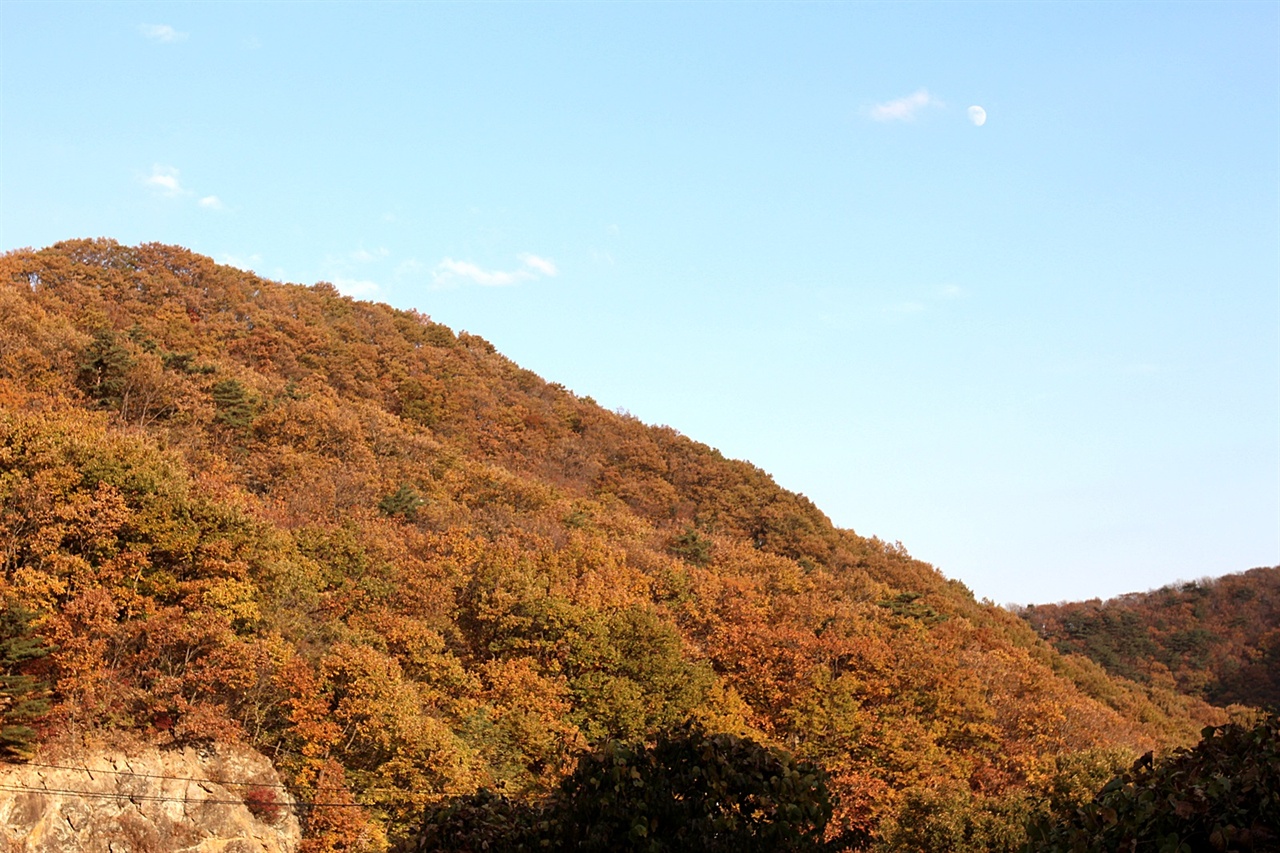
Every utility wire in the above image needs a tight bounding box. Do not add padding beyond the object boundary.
[6,760,428,798]
[0,782,411,809]
[0,783,283,807]
[12,761,288,789]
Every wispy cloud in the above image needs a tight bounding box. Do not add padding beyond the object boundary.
[519,254,558,277]
[316,246,391,297]
[394,258,426,281]
[332,276,380,297]
[432,254,559,289]
[143,165,186,197]
[220,252,263,272]
[350,246,390,263]
[140,24,187,44]
[142,165,229,211]
[433,260,530,287]
[869,89,942,122]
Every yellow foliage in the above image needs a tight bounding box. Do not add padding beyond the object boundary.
[0,241,1230,848]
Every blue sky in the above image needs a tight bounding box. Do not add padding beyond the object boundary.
[3,1,1276,604]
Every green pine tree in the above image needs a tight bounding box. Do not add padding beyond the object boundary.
[76,327,134,408]
[0,605,54,760]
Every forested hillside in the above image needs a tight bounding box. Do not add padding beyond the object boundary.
[0,240,1231,851]
[1018,568,1280,711]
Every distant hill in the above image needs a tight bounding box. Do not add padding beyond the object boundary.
[1016,567,1280,711]
[0,240,1229,851]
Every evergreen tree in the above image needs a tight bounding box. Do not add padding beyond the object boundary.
[0,604,53,760]
[211,378,258,430]
[76,327,133,407]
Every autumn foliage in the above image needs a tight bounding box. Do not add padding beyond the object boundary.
[410,722,839,852]
[1017,568,1280,711]
[0,240,1247,850]
[1024,715,1280,852]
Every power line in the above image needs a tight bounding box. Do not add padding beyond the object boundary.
[0,782,391,809]
[8,760,429,799]
[0,783,281,808]
[13,761,289,789]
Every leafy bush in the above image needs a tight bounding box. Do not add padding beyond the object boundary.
[885,786,1031,853]
[668,528,712,566]
[244,784,287,824]
[378,483,425,519]
[1024,716,1280,852]
[407,723,837,852]
[559,722,832,852]
[406,787,546,852]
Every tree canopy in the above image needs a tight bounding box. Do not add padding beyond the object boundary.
[0,240,1248,851]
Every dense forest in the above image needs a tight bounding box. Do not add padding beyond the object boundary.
[1017,568,1280,711]
[0,240,1262,851]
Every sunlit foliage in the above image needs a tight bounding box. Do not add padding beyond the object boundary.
[1018,569,1280,711]
[0,240,1240,849]
[410,723,838,852]
[1025,716,1280,852]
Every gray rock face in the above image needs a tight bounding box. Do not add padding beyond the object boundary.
[0,745,301,853]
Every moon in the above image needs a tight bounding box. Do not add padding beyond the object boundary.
[968,105,987,127]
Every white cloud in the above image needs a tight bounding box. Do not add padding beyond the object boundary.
[332,276,380,297]
[431,254,558,289]
[519,254,558,277]
[143,165,186,196]
[219,252,263,271]
[316,247,391,295]
[140,24,187,43]
[433,259,530,288]
[198,195,224,210]
[938,284,966,299]
[394,258,427,281]
[869,89,942,122]
[351,246,390,263]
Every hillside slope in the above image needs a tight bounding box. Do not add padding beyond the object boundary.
[0,240,1225,850]
[1017,567,1280,710]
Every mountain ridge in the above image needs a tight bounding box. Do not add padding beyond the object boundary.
[0,239,1233,850]
[1017,566,1280,711]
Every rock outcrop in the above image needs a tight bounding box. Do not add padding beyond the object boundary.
[0,744,301,853]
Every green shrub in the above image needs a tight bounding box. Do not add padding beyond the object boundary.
[407,723,837,852]
[378,483,425,519]
[1024,716,1280,852]
[668,528,712,567]
[211,378,258,430]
